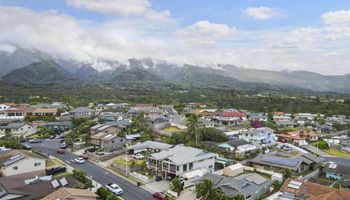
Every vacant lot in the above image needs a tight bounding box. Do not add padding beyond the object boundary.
[323,148,350,159]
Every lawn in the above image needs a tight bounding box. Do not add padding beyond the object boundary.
[46,158,65,167]
[163,126,181,133]
[323,148,350,159]
[115,159,145,167]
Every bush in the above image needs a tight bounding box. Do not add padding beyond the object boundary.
[96,187,121,200]
[72,169,92,189]
[316,139,329,150]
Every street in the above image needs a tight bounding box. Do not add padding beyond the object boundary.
[30,139,153,200]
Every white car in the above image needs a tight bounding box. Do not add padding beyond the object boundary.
[106,183,123,195]
[133,154,145,159]
[74,157,85,164]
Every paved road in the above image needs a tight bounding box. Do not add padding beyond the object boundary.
[303,145,332,157]
[29,139,153,200]
[323,156,350,166]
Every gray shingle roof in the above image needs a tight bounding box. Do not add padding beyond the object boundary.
[70,107,94,113]
[0,123,25,129]
[128,141,173,151]
[151,145,218,165]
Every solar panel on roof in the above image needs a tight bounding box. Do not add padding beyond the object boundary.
[288,183,301,190]
[51,180,59,188]
[261,156,299,167]
[290,181,302,186]
[59,177,68,186]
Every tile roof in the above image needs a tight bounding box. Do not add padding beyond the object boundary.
[280,178,350,200]
[41,187,98,200]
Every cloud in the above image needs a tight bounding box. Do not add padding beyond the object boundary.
[175,20,236,45]
[67,0,170,22]
[244,6,280,20]
[0,5,350,75]
[321,9,350,40]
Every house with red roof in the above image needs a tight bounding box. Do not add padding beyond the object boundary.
[214,109,247,126]
[276,131,308,146]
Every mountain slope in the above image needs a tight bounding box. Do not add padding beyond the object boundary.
[0,60,77,85]
[112,68,164,83]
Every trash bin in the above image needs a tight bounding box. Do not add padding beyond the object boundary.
[137,182,141,186]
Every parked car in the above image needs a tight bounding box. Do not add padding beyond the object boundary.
[80,153,88,160]
[46,166,67,176]
[57,148,65,154]
[153,192,168,200]
[29,139,42,143]
[106,183,123,195]
[133,153,145,159]
[85,147,96,153]
[22,144,32,150]
[60,143,67,149]
[96,151,105,156]
[74,157,85,164]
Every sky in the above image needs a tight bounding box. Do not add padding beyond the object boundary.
[0,0,350,74]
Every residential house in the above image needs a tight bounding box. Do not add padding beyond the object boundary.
[195,172,273,200]
[0,104,10,111]
[100,135,126,152]
[248,113,268,122]
[273,113,294,127]
[276,131,308,146]
[69,107,94,116]
[98,108,125,121]
[42,121,73,131]
[270,178,350,200]
[147,114,169,124]
[0,123,36,138]
[217,139,257,158]
[128,105,163,115]
[148,145,217,178]
[199,118,215,128]
[42,188,98,200]
[323,162,350,180]
[90,124,120,135]
[0,106,33,120]
[32,108,57,116]
[250,153,323,174]
[239,127,276,146]
[128,141,173,154]
[0,176,79,200]
[91,132,126,152]
[214,109,247,126]
[0,150,46,177]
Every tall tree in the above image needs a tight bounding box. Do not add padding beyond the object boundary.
[196,178,214,200]
[185,113,199,146]
[170,177,183,197]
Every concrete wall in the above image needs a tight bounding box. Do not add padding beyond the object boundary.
[3,157,45,177]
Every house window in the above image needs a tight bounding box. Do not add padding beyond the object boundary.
[183,165,187,172]
[189,163,193,170]
[209,165,213,170]
[34,162,41,167]
[13,166,18,170]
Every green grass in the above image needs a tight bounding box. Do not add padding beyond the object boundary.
[53,172,72,179]
[46,159,57,167]
[323,148,350,158]
[163,126,181,133]
[115,159,145,167]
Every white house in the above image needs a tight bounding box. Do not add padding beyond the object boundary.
[0,123,37,138]
[0,150,46,177]
[0,104,10,111]
[239,127,276,146]
[147,145,217,178]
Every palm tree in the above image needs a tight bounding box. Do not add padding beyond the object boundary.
[196,178,214,200]
[170,177,183,197]
[186,114,200,146]
[233,194,245,200]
